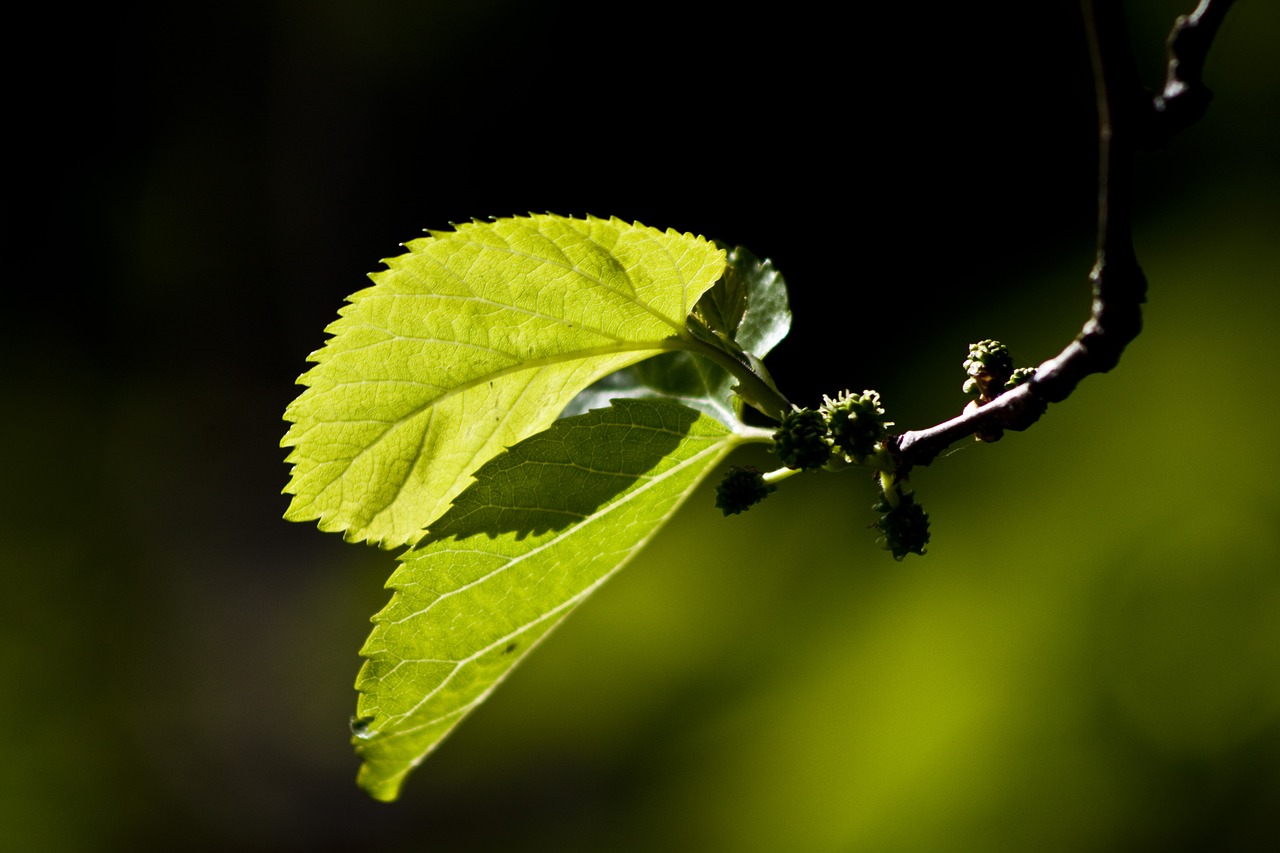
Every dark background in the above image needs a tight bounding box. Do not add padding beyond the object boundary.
[5,1,1279,850]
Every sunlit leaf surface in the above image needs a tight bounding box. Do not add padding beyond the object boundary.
[282,215,726,547]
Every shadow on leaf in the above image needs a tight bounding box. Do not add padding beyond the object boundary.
[422,399,701,542]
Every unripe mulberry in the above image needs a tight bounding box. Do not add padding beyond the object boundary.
[874,492,931,560]
[773,408,831,470]
[714,466,776,516]
[821,389,887,462]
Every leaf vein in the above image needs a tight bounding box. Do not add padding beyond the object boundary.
[449,229,686,335]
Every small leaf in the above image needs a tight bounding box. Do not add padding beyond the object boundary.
[563,245,792,425]
[351,399,745,800]
[281,215,726,548]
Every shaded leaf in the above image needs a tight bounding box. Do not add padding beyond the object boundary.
[281,215,725,547]
[689,256,748,344]
[352,399,747,800]
[721,245,791,361]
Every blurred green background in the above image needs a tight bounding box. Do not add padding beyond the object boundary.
[5,1,1278,850]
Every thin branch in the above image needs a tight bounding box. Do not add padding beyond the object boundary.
[1144,0,1237,148]
[889,0,1233,473]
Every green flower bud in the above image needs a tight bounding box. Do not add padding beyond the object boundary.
[821,389,888,463]
[714,466,776,516]
[772,408,832,470]
[963,339,1014,401]
[1004,366,1037,390]
[873,491,930,560]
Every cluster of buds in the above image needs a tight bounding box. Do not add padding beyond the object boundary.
[962,340,1036,443]
[963,339,1037,401]
[719,341,1042,556]
[716,390,893,518]
[721,390,930,558]
[772,390,890,471]
[962,339,1015,403]
[1005,366,1037,391]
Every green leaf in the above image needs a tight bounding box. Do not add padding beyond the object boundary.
[719,245,791,361]
[563,245,792,426]
[687,253,749,344]
[352,398,747,800]
[281,215,726,548]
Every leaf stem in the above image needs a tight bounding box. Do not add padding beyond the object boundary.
[679,338,793,422]
[762,466,802,486]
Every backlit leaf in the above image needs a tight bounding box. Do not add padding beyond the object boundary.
[281,215,726,547]
[351,398,750,800]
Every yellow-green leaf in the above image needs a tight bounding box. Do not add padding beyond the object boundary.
[352,398,745,800]
[281,215,726,547]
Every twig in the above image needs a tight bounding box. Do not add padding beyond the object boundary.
[889,0,1233,473]
[1144,0,1237,148]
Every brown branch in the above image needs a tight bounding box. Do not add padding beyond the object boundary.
[889,0,1232,473]
[1143,0,1237,148]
